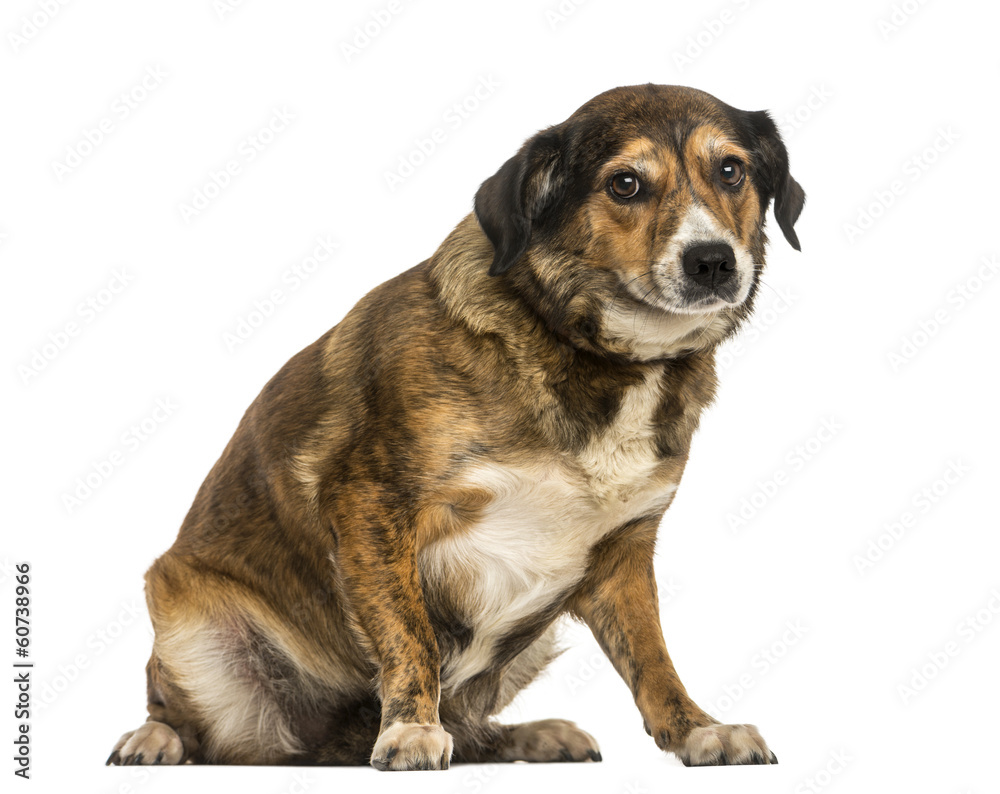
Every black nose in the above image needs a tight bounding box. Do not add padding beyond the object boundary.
[682,243,736,289]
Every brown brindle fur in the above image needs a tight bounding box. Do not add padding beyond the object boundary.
[107,84,804,770]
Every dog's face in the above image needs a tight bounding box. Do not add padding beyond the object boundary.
[474,84,805,360]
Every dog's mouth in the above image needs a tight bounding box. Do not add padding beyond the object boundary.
[628,269,750,317]
[599,279,738,359]
[672,286,745,314]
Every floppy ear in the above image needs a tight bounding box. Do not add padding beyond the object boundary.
[744,110,806,251]
[474,127,565,276]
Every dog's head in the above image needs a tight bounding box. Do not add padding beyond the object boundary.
[474,84,805,360]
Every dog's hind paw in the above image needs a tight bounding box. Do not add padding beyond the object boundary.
[106,721,185,766]
[501,718,602,762]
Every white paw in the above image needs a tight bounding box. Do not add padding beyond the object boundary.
[677,723,777,766]
[502,718,602,762]
[106,721,185,766]
[370,722,453,771]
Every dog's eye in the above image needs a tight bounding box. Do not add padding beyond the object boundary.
[719,159,744,187]
[609,172,640,199]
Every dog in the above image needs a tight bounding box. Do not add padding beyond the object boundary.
[106,83,804,770]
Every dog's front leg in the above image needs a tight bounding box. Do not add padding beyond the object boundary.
[331,494,452,771]
[570,518,777,766]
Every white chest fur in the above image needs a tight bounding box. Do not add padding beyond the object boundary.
[420,368,677,689]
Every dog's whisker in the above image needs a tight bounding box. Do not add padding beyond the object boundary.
[634,283,661,336]
[607,269,655,320]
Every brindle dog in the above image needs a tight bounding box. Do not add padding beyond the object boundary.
[107,84,804,770]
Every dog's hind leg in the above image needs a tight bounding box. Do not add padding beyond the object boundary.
[440,626,601,763]
[106,653,199,766]
[304,697,382,766]
[449,718,602,764]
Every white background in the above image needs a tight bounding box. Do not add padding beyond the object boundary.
[3,0,999,792]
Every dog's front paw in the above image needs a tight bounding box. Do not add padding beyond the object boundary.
[370,722,453,771]
[674,723,777,766]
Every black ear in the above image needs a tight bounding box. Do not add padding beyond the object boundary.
[474,127,565,276]
[744,110,806,251]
